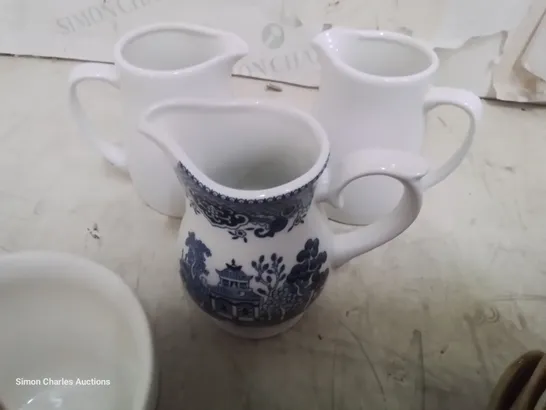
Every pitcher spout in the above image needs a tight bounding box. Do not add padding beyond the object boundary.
[311,30,330,63]
[192,24,248,69]
[311,26,350,64]
[218,31,249,63]
[118,23,249,75]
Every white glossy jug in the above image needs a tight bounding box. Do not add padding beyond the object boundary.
[312,28,482,225]
[69,23,248,217]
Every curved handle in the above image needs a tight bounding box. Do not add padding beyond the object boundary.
[68,63,127,169]
[421,87,483,190]
[317,149,429,268]
[420,86,482,189]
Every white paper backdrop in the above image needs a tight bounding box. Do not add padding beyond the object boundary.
[1,0,546,101]
[0,0,327,85]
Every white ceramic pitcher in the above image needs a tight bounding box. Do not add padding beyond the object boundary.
[312,28,483,225]
[137,98,430,338]
[68,23,248,218]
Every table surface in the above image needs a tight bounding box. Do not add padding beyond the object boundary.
[1,56,545,410]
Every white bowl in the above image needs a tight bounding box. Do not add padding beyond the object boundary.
[0,252,156,410]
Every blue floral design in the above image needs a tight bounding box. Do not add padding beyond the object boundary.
[175,161,325,241]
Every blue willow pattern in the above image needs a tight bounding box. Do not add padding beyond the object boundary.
[179,232,330,326]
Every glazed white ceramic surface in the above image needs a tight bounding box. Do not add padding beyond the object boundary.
[0,252,156,410]
[312,28,483,225]
[138,98,429,338]
[68,22,248,218]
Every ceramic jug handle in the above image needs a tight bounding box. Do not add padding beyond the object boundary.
[317,149,429,268]
[68,63,127,169]
[421,87,482,189]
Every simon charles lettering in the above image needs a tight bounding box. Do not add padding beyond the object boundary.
[56,0,162,34]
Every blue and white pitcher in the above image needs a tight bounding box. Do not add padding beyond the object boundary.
[138,99,429,338]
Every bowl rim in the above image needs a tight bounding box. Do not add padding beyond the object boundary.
[0,251,156,410]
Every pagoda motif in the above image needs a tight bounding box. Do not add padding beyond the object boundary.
[209,260,261,321]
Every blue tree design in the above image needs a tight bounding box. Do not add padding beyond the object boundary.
[286,238,328,298]
[250,253,288,320]
[179,232,213,309]
[249,239,329,322]
[284,238,329,312]
[252,253,286,293]
[182,231,212,279]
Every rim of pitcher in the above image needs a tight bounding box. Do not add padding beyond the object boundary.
[114,22,248,78]
[320,28,439,85]
[140,99,331,202]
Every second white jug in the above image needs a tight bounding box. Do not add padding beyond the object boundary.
[312,28,482,225]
